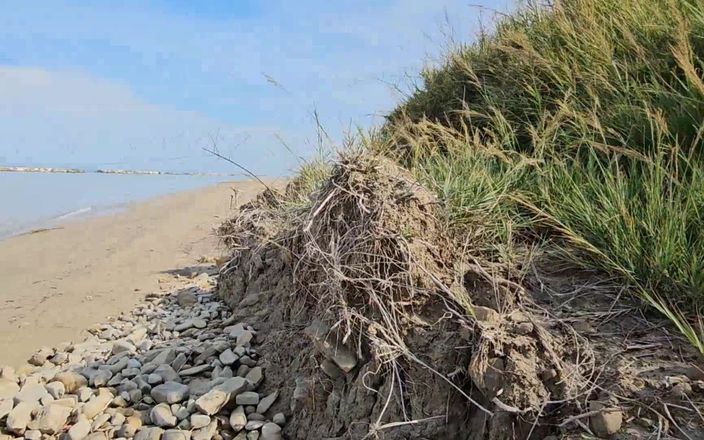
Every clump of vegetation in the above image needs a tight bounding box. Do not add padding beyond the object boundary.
[377,0,704,348]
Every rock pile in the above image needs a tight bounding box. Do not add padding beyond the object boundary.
[0,269,283,440]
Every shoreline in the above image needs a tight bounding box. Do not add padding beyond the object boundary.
[0,179,273,367]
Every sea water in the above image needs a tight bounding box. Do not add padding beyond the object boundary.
[0,172,228,239]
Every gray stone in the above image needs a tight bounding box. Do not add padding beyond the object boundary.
[135,426,164,440]
[244,420,264,430]
[113,341,137,355]
[84,432,108,440]
[244,368,263,388]
[0,379,19,400]
[6,401,34,434]
[89,370,113,387]
[190,414,210,430]
[152,382,189,404]
[192,319,207,329]
[236,332,253,347]
[163,429,191,440]
[304,320,357,373]
[256,391,278,415]
[53,371,87,393]
[68,415,91,440]
[246,432,259,440]
[45,382,65,399]
[272,413,285,426]
[151,403,177,428]
[148,374,163,385]
[171,354,187,372]
[260,423,282,440]
[179,365,210,376]
[218,350,237,366]
[235,392,259,406]
[37,403,72,434]
[229,406,246,433]
[177,291,197,308]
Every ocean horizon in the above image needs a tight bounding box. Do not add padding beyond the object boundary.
[0,172,231,239]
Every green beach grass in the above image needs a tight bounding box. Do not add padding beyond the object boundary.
[371,0,704,349]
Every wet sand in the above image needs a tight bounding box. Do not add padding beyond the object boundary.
[0,180,271,367]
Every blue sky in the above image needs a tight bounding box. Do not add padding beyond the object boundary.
[0,0,511,176]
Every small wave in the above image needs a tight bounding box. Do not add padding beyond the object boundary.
[54,206,93,221]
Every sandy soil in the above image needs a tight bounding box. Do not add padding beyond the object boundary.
[0,180,270,367]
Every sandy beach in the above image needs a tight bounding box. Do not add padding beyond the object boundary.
[0,180,268,367]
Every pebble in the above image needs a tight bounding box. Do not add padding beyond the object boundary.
[151,382,189,404]
[68,416,91,440]
[6,401,34,434]
[0,270,286,440]
[53,371,87,393]
[37,403,72,434]
[260,423,282,440]
[256,391,278,415]
[135,426,164,440]
[151,403,178,427]
[163,430,191,440]
[272,413,285,426]
[229,406,247,432]
[83,389,114,419]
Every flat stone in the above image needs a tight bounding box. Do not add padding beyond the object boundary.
[190,414,210,430]
[246,432,259,440]
[82,389,113,419]
[6,401,34,434]
[244,420,264,431]
[244,368,263,388]
[590,405,623,437]
[229,406,246,432]
[179,365,211,376]
[84,433,107,440]
[0,379,19,400]
[236,331,253,347]
[260,422,282,440]
[14,382,49,404]
[151,403,177,427]
[53,371,87,393]
[45,381,65,399]
[192,319,207,329]
[191,420,217,440]
[152,382,189,404]
[304,320,357,373]
[0,398,13,419]
[194,378,247,415]
[256,391,278,414]
[113,340,137,355]
[135,426,164,440]
[163,429,191,440]
[272,413,285,426]
[91,413,111,430]
[25,429,42,440]
[68,415,91,440]
[235,392,259,406]
[177,291,197,308]
[37,403,72,434]
[117,415,143,438]
[218,350,237,366]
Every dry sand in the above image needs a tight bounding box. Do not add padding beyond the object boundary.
[0,179,270,367]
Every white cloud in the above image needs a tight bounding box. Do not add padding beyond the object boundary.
[0,67,293,175]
